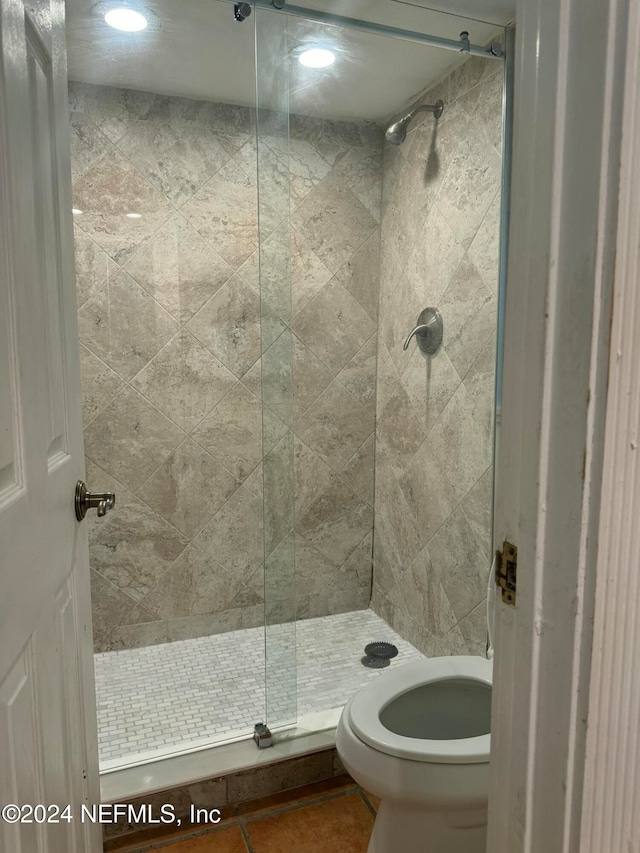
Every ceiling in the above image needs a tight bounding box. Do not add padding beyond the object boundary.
[65,0,507,122]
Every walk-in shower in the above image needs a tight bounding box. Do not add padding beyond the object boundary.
[65,0,511,790]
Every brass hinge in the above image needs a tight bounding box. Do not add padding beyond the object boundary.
[496,541,517,605]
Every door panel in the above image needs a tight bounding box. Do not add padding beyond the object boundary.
[0,0,100,848]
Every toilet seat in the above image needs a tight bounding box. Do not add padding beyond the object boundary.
[347,656,492,765]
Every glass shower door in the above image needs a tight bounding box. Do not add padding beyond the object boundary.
[255,7,297,731]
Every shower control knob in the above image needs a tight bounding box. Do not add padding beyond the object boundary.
[75,480,116,521]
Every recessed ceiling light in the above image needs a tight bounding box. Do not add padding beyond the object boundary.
[72,208,83,215]
[298,48,336,69]
[126,212,142,218]
[104,6,148,32]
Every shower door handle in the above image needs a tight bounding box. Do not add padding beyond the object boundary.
[75,480,116,521]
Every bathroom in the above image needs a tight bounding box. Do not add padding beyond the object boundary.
[63,0,507,848]
[4,0,638,847]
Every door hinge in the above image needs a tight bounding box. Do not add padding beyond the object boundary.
[496,541,517,605]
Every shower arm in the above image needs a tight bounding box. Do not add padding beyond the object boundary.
[409,101,444,121]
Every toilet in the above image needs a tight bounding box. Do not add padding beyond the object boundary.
[336,655,492,853]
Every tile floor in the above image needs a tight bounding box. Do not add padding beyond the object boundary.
[104,775,378,853]
[95,609,423,766]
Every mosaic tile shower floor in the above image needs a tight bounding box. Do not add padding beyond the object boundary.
[95,609,423,767]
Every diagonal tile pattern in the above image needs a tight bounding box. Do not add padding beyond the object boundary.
[71,68,505,665]
[371,60,504,659]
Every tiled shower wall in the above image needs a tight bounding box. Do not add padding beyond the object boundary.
[371,56,503,656]
[69,83,382,652]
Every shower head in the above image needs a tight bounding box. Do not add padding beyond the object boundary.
[384,99,444,146]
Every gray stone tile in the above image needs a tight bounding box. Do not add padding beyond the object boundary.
[468,189,502,292]
[131,330,237,433]
[461,468,494,559]
[88,501,188,602]
[296,478,373,568]
[84,386,184,491]
[195,486,264,581]
[464,334,497,448]
[142,545,243,618]
[73,226,118,308]
[334,531,373,590]
[292,174,378,274]
[125,215,234,323]
[427,383,493,503]
[78,343,124,426]
[78,269,179,380]
[405,204,466,306]
[72,83,157,144]
[398,438,458,551]
[435,115,502,250]
[237,227,333,321]
[264,533,295,602]
[377,383,426,480]
[458,69,504,154]
[90,568,140,652]
[142,438,240,538]
[448,55,499,103]
[293,278,376,375]
[142,96,252,137]
[182,160,259,269]
[166,610,242,642]
[382,154,428,264]
[263,431,295,538]
[378,257,422,372]
[372,538,397,598]
[186,274,263,378]
[427,507,489,622]
[296,379,374,472]
[308,586,370,618]
[458,599,488,655]
[331,145,383,222]
[340,433,375,507]
[109,620,169,651]
[294,437,336,519]
[191,382,262,482]
[335,228,380,322]
[266,135,333,206]
[117,117,231,206]
[292,335,334,421]
[69,112,112,184]
[337,334,377,413]
[73,149,174,264]
[439,256,496,380]
[399,345,461,437]
[407,547,457,638]
[374,485,420,574]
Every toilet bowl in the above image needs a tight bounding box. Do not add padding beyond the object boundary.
[336,656,492,853]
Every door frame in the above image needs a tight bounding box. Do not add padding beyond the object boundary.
[488,0,631,849]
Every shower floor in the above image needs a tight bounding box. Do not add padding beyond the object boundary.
[95,609,423,768]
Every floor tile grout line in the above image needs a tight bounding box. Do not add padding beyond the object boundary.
[240,785,359,826]
[240,822,257,853]
[357,787,378,817]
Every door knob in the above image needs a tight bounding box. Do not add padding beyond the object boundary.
[75,480,115,521]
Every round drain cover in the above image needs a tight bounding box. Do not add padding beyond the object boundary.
[364,641,398,660]
[361,655,390,669]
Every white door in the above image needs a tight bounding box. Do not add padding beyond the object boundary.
[0,0,101,849]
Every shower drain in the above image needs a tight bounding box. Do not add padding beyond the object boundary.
[361,641,399,668]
